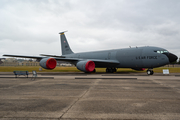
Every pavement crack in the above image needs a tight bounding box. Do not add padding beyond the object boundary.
[59,78,101,119]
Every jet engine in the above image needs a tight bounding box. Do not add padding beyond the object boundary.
[76,60,95,72]
[39,58,57,69]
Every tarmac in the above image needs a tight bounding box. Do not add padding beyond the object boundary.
[0,72,180,120]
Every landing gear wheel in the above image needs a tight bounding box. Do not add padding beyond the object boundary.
[106,68,117,73]
[106,68,112,73]
[147,69,154,75]
[106,68,109,73]
[112,68,117,73]
[151,70,154,75]
[107,68,113,73]
[147,70,151,75]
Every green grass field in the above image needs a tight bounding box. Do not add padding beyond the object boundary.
[0,66,180,73]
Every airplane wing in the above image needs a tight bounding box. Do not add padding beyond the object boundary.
[55,58,120,67]
[3,54,44,59]
[40,54,66,58]
[3,54,120,67]
[3,54,75,61]
[88,59,120,67]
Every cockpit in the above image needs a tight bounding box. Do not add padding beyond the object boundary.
[154,49,177,63]
[154,50,169,54]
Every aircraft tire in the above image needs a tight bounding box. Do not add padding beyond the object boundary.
[106,68,116,73]
[150,70,154,75]
[114,68,117,72]
[147,70,151,75]
[147,70,154,75]
[109,69,113,73]
[112,68,117,73]
[106,68,109,73]
[106,68,113,73]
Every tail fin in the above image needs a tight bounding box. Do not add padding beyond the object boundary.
[59,31,74,55]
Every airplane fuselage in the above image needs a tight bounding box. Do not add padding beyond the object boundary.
[64,46,170,69]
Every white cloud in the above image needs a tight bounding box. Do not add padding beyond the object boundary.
[0,0,180,58]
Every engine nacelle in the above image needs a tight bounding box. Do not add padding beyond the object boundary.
[76,60,95,72]
[132,68,146,71]
[40,58,57,70]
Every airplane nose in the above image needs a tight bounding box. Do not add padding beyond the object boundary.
[168,53,178,63]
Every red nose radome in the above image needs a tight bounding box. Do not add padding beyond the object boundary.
[46,58,57,69]
[85,61,95,72]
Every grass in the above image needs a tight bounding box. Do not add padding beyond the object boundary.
[0,66,180,73]
[0,66,79,72]
[153,67,180,73]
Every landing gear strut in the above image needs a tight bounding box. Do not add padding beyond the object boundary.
[106,68,117,73]
[147,69,154,75]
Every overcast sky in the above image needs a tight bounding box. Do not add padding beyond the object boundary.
[0,0,180,58]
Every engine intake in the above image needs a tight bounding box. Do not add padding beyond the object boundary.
[40,58,57,69]
[76,60,95,72]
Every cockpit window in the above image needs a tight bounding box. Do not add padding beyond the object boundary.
[154,50,168,54]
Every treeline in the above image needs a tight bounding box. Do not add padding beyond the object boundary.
[171,58,180,64]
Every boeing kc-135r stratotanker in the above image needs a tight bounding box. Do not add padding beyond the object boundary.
[3,31,178,75]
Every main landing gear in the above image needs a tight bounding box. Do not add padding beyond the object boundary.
[106,68,117,73]
[147,69,154,75]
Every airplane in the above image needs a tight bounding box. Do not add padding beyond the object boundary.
[3,31,178,75]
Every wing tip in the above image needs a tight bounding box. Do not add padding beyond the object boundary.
[3,54,8,56]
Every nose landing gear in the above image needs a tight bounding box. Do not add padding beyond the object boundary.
[147,69,154,75]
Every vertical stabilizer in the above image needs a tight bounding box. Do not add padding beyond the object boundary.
[59,31,74,55]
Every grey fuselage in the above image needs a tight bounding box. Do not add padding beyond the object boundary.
[63,46,170,69]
